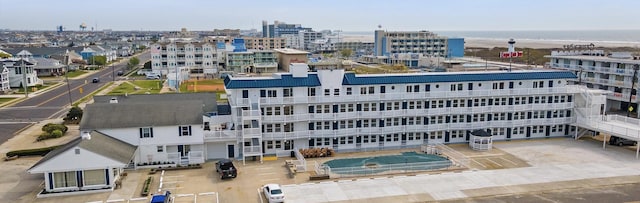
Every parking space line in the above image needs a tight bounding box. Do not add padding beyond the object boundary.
[485,158,503,167]
[106,199,125,202]
[258,172,277,175]
[257,188,264,203]
[471,159,487,168]
[261,178,280,182]
[499,157,518,166]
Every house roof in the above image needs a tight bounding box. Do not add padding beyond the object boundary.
[341,71,577,85]
[471,129,492,137]
[28,131,137,172]
[80,100,208,130]
[30,58,64,69]
[92,93,217,113]
[3,47,84,57]
[224,74,321,89]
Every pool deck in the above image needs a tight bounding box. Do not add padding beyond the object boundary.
[283,138,640,202]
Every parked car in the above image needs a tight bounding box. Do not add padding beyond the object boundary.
[150,191,171,203]
[609,136,637,146]
[215,159,237,179]
[146,74,160,80]
[262,184,285,203]
[117,70,124,76]
[91,78,100,83]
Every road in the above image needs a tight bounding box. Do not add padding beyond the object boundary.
[0,51,150,144]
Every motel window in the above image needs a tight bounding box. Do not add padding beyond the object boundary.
[83,169,107,186]
[334,89,340,96]
[140,127,153,138]
[308,88,316,96]
[267,90,277,97]
[157,146,164,152]
[179,126,192,136]
[346,87,352,95]
[53,171,78,188]
[283,88,293,97]
[324,89,330,96]
[368,86,375,94]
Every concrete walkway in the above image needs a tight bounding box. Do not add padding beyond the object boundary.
[283,139,640,202]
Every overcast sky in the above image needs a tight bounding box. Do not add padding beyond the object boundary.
[2,0,640,32]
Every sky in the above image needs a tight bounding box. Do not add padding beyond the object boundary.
[2,0,640,32]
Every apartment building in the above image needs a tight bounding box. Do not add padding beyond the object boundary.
[150,40,218,76]
[547,50,640,114]
[262,20,312,38]
[374,30,464,58]
[221,64,587,160]
[334,42,375,56]
[243,37,286,50]
[282,31,324,51]
[226,50,278,73]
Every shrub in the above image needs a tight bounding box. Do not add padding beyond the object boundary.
[42,123,68,134]
[6,145,60,157]
[36,129,66,141]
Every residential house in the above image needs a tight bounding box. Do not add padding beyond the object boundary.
[27,131,136,197]
[80,45,117,63]
[31,58,66,76]
[80,93,218,166]
[1,58,41,87]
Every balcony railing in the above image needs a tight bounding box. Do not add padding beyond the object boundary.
[203,130,238,141]
[244,87,578,106]
[243,146,262,154]
[259,117,573,140]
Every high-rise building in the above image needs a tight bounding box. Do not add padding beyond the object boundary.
[262,20,312,38]
[374,30,464,58]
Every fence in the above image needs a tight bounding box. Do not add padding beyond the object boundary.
[324,160,453,178]
[428,143,471,169]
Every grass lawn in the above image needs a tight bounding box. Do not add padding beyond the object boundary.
[179,79,225,92]
[107,81,162,95]
[12,84,50,93]
[0,98,15,105]
[66,70,89,78]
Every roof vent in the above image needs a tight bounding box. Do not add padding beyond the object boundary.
[81,131,92,140]
[109,97,118,104]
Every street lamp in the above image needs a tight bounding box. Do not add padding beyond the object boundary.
[627,64,639,117]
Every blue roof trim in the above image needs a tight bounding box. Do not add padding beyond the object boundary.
[225,74,321,89]
[342,71,576,85]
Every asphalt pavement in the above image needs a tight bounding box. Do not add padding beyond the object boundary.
[0,52,150,145]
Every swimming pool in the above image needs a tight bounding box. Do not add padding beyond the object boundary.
[322,152,452,176]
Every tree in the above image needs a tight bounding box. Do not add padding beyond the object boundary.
[64,106,83,124]
[0,52,11,58]
[340,49,353,59]
[128,57,140,69]
[143,61,151,69]
[90,55,106,65]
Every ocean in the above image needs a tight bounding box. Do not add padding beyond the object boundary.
[343,30,640,44]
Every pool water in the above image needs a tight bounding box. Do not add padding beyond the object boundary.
[323,152,451,174]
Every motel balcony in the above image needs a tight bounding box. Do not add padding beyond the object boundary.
[245,87,581,107]
[203,130,238,141]
[259,117,574,140]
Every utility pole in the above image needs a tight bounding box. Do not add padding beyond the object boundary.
[628,65,639,117]
[64,53,73,106]
[20,57,28,98]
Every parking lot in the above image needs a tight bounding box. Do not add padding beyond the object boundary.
[5,137,640,203]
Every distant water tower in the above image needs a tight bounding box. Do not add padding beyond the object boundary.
[57,25,64,33]
[79,23,87,31]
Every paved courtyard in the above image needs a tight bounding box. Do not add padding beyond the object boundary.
[4,130,640,203]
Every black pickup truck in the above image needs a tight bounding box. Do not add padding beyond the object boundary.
[215,159,237,179]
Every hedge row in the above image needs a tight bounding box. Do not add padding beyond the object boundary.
[6,145,60,157]
[37,130,65,142]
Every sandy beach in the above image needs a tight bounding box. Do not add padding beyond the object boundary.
[343,35,640,49]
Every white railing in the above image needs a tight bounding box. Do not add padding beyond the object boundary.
[243,146,261,154]
[188,151,205,164]
[242,110,261,117]
[203,130,238,140]
[242,128,261,136]
[167,153,180,165]
[576,115,640,140]
[251,87,578,106]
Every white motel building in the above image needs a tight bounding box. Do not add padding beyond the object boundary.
[218,63,609,161]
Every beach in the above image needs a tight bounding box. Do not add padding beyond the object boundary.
[343,35,640,49]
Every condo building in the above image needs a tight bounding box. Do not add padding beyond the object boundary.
[243,37,286,50]
[262,20,312,38]
[374,30,464,58]
[150,40,218,76]
[547,50,640,114]
[220,64,590,160]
